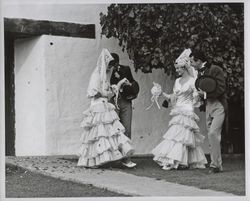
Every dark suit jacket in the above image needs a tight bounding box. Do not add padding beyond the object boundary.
[203,64,228,113]
[110,65,139,101]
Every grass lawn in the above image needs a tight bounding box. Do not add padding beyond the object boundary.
[6,164,129,197]
[108,156,246,195]
[63,155,245,196]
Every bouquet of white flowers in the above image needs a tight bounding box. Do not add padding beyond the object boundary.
[146,82,162,110]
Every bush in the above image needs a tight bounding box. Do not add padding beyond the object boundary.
[100,3,244,103]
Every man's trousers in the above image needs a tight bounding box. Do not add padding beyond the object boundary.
[206,99,225,170]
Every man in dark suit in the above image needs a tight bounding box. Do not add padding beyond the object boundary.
[190,50,228,174]
[109,53,139,168]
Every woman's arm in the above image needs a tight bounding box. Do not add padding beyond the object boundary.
[162,92,171,99]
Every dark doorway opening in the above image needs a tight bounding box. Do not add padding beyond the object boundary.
[5,32,15,156]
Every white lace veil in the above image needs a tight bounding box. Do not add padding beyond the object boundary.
[87,48,114,97]
[175,48,197,78]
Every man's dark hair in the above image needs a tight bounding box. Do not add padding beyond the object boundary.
[190,50,207,62]
[111,53,119,63]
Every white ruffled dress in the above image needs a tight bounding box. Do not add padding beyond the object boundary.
[152,77,207,169]
[77,97,134,167]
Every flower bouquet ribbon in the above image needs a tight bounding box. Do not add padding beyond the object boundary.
[146,82,162,110]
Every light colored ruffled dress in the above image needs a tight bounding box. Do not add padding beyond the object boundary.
[77,97,134,168]
[152,77,207,169]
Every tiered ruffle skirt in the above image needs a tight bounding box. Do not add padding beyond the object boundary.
[152,107,207,169]
[77,98,134,167]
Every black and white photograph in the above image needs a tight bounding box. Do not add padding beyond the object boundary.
[0,0,249,200]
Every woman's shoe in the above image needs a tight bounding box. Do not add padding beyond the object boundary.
[122,161,137,168]
[162,165,173,170]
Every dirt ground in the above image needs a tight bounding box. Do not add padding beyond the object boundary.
[6,164,130,198]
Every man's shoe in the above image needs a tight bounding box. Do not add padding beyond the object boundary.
[122,161,137,168]
[208,167,222,174]
[177,165,189,170]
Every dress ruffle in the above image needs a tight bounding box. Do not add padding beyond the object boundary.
[152,106,207,169]
[152,140,189,166]
[80,102,119,129]
[170,107,200,121]
[188,146,207,169]
[77,98,134,167]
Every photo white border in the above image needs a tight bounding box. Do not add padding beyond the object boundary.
[0,0,248,201]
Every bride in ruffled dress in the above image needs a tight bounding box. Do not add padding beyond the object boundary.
[77,49,134,168]
[152,49,207,170]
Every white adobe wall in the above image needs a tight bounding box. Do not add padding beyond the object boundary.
[44,35,99,155]
[15,37,47,155]
[5,3,209,155]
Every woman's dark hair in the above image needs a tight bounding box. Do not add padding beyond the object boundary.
[111,53,119,63]
[190,50,207,62]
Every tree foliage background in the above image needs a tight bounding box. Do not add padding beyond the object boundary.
[100,3,244,103]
